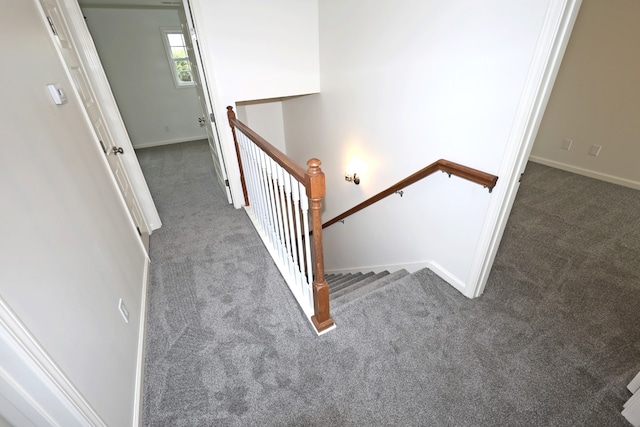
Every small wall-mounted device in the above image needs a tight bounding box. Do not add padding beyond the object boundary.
[47,84,68,105]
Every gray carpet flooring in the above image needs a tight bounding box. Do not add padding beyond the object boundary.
[136,140,640,426]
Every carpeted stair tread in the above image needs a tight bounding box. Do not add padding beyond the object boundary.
[330,271,389,296]
[325,273,345,285]
[330,272,377,293]
[331,269,410,311]
[330,271,384,292]
[327,273,358,287]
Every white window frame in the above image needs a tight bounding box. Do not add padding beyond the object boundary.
[160,27,195,89]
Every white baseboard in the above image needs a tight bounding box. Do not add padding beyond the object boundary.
[326,260,468,296]
[529,156,640,190]
[0,297,105,426]
[427,261,467,295]
[133,136,207,150]
[132,259,150,426]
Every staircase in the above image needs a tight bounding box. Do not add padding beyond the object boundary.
[327,269,411,311]
[227,109,498,334]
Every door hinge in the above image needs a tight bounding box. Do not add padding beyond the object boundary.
[519,173,524,182]
[210,113,215,123]
[136,226,142,236]
[225,179,230,187]
[46,16,58,36]
[99,140,107,154]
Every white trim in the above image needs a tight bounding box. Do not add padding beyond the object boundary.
[132,135,207,149]
[623,390,640,427]
[0,391,39,427]
[181,0,234,205]
[0,297,104,426]
[529,156,640,190]
[59,0,162,231]
[427,262,467,295]
[627,370,640,394]
[466,0,583,299]
[132,260,150,427]
[184,0,242,207]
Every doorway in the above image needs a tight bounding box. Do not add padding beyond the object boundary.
[78,0,233,203]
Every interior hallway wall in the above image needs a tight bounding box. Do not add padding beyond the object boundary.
[187,0,320,207]
[282,0,560,293]
[1,1,148,424]
[82,6,206,148]
[530,0,640,189]
[236,101,287,153]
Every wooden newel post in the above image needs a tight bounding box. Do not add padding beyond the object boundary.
[226,106,249,206]
[306,158,334,333]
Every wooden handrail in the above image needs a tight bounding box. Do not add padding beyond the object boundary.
[322,160,498,229]
[227,106,307,185]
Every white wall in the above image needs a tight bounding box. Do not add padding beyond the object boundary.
[1,1,147,424]
[530,0,640,189]
[82,6,207,148]
[282,0,560,292]
[188,0,320,207]
[236,101,287,153]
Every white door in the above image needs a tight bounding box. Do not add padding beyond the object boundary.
[39,0,150,238]
[179,1,233,204]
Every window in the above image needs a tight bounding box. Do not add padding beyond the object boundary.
[161,28,194,87]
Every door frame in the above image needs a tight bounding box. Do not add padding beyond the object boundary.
[467,0,582,298]
[180,0,234,203]
[180,0,247,208]
[57,0,162,232]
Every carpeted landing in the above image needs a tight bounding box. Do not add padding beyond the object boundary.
[136,140,640,426]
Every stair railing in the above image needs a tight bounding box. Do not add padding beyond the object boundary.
[227,106,334,334]
[323,161,498,229]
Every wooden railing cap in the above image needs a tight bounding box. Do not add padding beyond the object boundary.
[307,158,322,172]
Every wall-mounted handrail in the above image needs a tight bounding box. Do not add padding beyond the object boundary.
[322,160,498,229]
[227,106,334,334]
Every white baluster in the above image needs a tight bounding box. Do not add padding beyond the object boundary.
[276,165,291,278]
[266,157,281,254]
[260,149,276,249]
[290,178,303,289]
[242,132,260,226]
[240,133,256,209]
[232,126,320,322]
[283,174,297,283]
[271,160,286,262]
[247,144,265,230]
[300,183,313,309]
